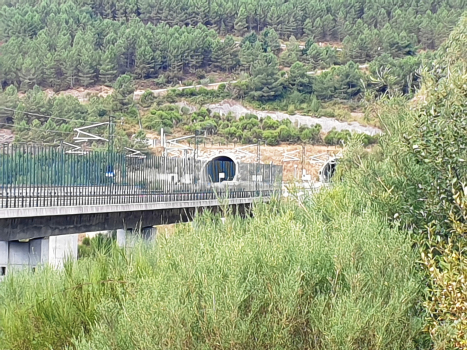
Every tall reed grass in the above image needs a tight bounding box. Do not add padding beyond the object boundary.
[0,185,424,349]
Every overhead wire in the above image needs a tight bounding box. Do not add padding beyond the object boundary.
[0,107,116,125]
[0,120,129,145]
[0,106,141,145]
[0,120,75,135]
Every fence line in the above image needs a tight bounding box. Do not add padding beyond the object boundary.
[0,144,282,208]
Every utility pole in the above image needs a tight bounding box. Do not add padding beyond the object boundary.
[108,115,114,155]
[107,115,115,186]
[257,138,261,164]
[256,139,262,194]
[194,131,198,186]
[301,144,305,180]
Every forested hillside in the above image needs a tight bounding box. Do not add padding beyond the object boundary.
[0,0,464,92]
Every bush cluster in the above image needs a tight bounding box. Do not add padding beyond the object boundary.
[142,103,378,147]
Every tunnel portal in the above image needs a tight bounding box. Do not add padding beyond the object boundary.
[206,156,236,183]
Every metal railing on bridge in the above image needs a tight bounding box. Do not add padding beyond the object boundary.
[0,144,283,209]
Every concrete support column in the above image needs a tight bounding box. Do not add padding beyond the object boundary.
[119,227,157,248]
[0,234,78,279]
[116,229,126,248]
[48,235,78,268]
[8,241,33,273]
[29,237,49,270]
[141,226,157,241]
[0,241,8,279]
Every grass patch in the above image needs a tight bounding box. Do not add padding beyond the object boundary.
[0,187,423,349]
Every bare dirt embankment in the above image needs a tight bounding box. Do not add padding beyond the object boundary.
[17,86,115,102]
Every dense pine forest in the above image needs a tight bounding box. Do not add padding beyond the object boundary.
[1,0,463,147]
[0,0,463,91]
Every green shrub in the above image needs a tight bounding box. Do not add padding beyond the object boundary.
[217,83,226,92]
[324,129,351,145]
[78,233,116,258]
[200,78,210,86]
[300,124,322,143]
[195,70,206,79]
[139,90,155,108]
[309,94,321,113]
[277,125,292,141]
[180,106,191,115]
[241,130,252,144]
[333,108,351,121]
[319,108,336,118]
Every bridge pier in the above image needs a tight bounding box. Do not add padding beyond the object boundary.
[116,227,157,248]
[141,226,157,241]
[116,229,126,248]
[0,235,78,279]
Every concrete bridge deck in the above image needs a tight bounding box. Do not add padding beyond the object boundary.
[0,192,272,241]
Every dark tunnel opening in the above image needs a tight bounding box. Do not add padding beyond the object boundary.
[206,156,236,182]
[319,159,337,183]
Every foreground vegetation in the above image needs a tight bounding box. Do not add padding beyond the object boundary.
[0,190,423,349]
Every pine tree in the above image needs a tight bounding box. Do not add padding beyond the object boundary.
[335,11,347,41]
[279,35,301,67]
[305,44,322,69]
[62,49,79,88]
[419,17,436,50]
[282,13,297,39]
[260,28,281,55]
[267,7,282,33]
[334,61,364,99]
[100,46,119,84]
[287,61,312,93]
[322,14,335,41]
[376,8,389,29]
[240,41,263,73]
[303,18,314,39]
[42,53,58,88]
[248,52,283,101]
[23,85,51,118]
[212,35,239,72]
[233,7,248,36]
[134,41,154,78]
[241,32,258,45]
[313,18,324,42]
[54,32,72,84]
[112,74,135,111]
[302,38,314,56]
[78,48,98,87]
[19,58,37,91]
[321,47,338,68]
[0,85,19,124]
[211,40,226,71]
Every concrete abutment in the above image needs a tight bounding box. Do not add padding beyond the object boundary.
[0,235,78,279]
